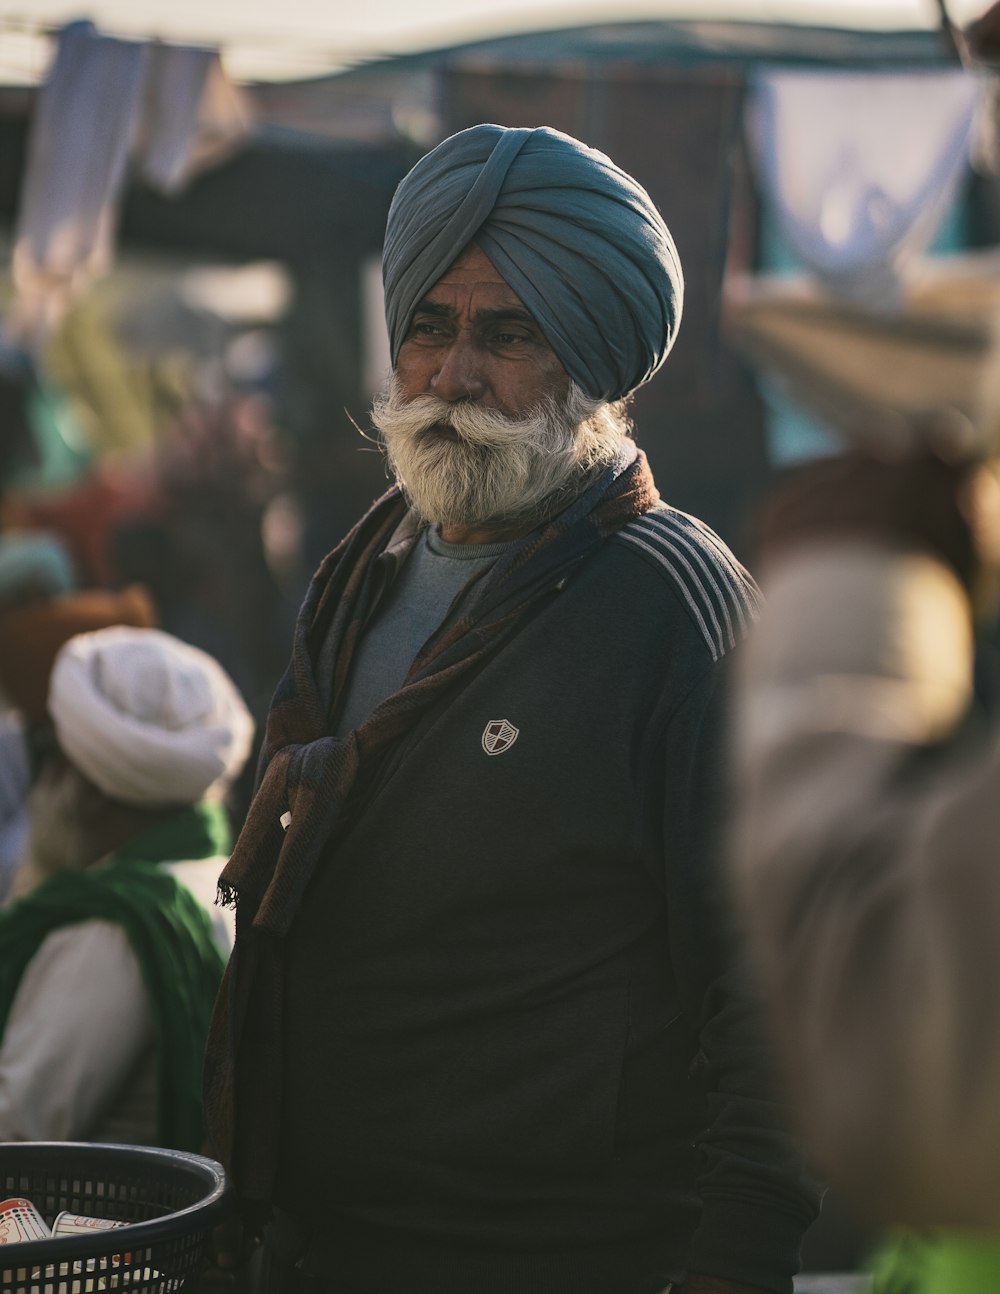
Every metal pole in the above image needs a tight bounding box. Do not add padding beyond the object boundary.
[934,0,973,66]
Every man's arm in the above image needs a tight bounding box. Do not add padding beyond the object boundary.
[662,660,822,1294]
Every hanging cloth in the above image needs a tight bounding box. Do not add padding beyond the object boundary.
[746,68,984,310]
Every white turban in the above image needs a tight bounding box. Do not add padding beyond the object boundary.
[48,626,255,807]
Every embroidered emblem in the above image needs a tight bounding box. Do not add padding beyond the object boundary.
[482,719,519,755]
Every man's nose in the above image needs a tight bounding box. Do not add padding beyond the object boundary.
[430,338,486,402]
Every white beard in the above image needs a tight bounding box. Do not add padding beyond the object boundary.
[371,376,630,533]
[9,761,98,899]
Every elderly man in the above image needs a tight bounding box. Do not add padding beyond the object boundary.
[0,625,254,1150]
[205,124,819,1294]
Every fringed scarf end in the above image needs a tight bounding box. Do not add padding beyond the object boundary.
[217,879,239,910]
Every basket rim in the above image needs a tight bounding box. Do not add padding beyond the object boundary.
[0,1141,230,1265]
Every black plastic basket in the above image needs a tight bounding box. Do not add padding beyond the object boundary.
[0,1142,231,1293]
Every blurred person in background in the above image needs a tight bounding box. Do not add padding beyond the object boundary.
[0,625,254,1151]
[0,574,157,899]
[205,123,820,1294]
[0,530,77,898]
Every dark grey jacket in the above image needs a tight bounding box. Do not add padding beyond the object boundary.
[273,505,819,1294]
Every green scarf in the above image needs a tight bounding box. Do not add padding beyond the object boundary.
[872,1229,1000,1294]
[0,801,231,1151]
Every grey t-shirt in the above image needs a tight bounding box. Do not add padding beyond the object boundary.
[334,526,514,735]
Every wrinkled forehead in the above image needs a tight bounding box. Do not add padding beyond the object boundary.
[427,242,526,310]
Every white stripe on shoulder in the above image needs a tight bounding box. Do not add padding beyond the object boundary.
[614,506,760,661]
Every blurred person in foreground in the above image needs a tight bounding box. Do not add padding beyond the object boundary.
[730,424,1000,1294]
[204,123,819,1294]
[730,4,1000,1290]
[0,625,254,1150]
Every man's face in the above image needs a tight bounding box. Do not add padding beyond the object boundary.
[375,243,626,541]
[395,243,569,417]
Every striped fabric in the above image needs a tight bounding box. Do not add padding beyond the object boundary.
[615,505,762,661]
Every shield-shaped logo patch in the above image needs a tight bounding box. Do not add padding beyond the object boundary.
[481,719,519,755]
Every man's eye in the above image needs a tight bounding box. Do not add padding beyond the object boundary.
[411,321,443,337]
[493,332,529,346]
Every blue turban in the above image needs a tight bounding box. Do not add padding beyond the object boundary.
[382,124,683,403]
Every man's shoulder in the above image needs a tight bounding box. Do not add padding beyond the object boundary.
[610,504,762,662]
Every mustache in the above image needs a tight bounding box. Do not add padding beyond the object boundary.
[374,390,557,451]
[369,376,585,530]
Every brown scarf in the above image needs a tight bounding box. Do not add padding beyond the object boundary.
[203,444,658,1202]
